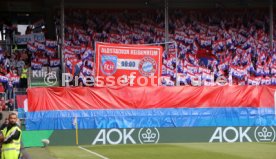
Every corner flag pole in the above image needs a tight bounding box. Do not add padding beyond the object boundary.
[74,116,79,145]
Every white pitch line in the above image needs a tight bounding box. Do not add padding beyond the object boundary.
[78,146,109,159]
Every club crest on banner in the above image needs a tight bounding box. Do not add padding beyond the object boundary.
[138,57,157,77]
[100,55,117,76]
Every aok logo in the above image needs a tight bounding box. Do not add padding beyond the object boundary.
[209,127,276,143]
[138,128,160,144]
[209,127,252,143]
[92,129,136,145]
[254,127,275,142]
[92,128,160,145]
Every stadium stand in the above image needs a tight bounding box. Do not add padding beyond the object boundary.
[1,4,276,159]
[0,1,275,118]
[60,9,276,86]
[2,8,274,88]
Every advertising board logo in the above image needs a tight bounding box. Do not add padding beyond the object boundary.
[92,129,136,145]
[92,128,160,145]
[138,128,160,144]
[138,57,157,77]
[209,127,252,143]
[254,126,275,142]
[100,55,117,75]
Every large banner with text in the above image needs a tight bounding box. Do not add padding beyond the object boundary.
[95,43,163,86]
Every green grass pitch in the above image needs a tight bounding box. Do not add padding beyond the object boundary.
[27,142,276,159]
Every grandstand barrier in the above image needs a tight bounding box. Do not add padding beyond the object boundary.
[26,86,276,130]
[22,126,276,147]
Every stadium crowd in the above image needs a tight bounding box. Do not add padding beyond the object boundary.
[59,9,276,86]
[0,47,29,110]
[0,21,53,111]
[0,9,275,104]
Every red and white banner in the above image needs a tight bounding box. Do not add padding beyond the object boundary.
[95,43,163,86]
[27,86,276,112]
